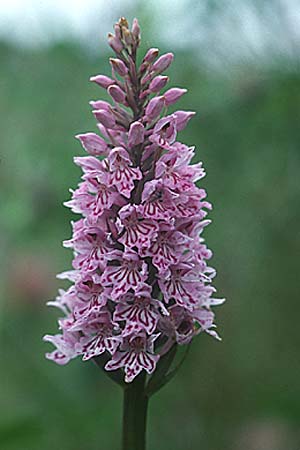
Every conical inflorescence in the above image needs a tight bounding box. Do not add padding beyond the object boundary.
[44,17,224,383]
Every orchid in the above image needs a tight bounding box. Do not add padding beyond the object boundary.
[44,17,224,450]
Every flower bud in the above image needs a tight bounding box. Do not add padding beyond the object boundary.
[119,17,129,28]
[128,121,145,148]
[163,88,187,106]
[93,109,116,129]
[152,53,174,73]
[96,123,110,140]
[90,75,114,89]
[131,18,140,41]
[108,85,127,104]
[152,116,177,143]
[128,58,137,80]
[122,28,133,46]
[145,96,165,121]
[141,73,152,86]
[108,33,123,53]
[110,58,128,77]
[114,23,122,40]
[75,133,108,156]
[149,75,169,93]
[139,90,149,100]
[143,48,159,64]
[173,111,196,131]
[89,100,111,111]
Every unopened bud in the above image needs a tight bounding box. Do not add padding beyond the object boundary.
[145,96,165,121]
[89,100,111,111]
[152,53,174,73]
[75,133,108,156]
[128,121,145,148]
[122,28,133,46]
[143,48,159,64]
[93,109,116,129]
[97,124,110,140]
[173,111,196,131]
[163,88,187,106]
[114,23,122,40]
[108,33,123,53]
[108,85,127,104]
[90,74,114,89]
[119,17,129,29]
[131,18,140,41]
[141,73,152,86]
[149,75,169,93]
[139,90,150,100]
[110,58,128,77]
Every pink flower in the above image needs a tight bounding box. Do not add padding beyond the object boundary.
[158,304,196,345]
[107,147,142,198]
[64,178,122,223]
[44,18,224,383]
[43,332,79,365]
[63,220,117,272]
[76,309,121,360]
[158,261,203,309]
[113,283,163,335]
[71,276,109,320]
[117,204,158,250]
[139,180,178,220]
[105,333,160,383]
[149,115,177,148]
[101,249,148,299]
[141,226,189,273]
[155,144,205,189]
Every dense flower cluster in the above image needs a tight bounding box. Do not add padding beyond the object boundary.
[44,18,224,383]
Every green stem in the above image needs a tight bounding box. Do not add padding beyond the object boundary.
[122,372,148,450]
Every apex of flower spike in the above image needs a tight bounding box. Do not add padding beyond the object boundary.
[109,17,141,56]
[131,18,141,44]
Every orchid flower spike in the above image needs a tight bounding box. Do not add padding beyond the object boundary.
[44,17,224,386]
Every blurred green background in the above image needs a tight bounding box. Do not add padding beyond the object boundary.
[0,1,300,449]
